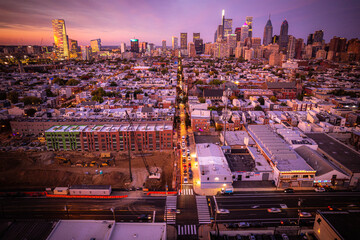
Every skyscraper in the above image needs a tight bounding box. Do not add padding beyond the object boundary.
[313,30,324,43]
[81,46,90,60]
[307,34,314,45]
[224,19,233,37]
[240,23,249,42]
[295,38,304,59]
[130,39,139,53]
[245,16,253,39]
[287,35,296,59]
[194,39,204,55]
[263,16,273,46]
[193,33,200,42]
[172,36,178,50]
[279,20,289,51]
[180,33,187,49]
[90,39,101,52]
[52,19,69,59]
[235,28,242,42]
[120,43,126,53]
[162,40,166,51]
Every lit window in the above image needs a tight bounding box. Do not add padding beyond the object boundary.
[215,177,219,181]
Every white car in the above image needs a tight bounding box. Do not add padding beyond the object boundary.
[267,208,281,213]
[182,152,186,157]
[216,208,230,214]
[188,156,191,161]
[315,187,326,192]
[299,212,312,217]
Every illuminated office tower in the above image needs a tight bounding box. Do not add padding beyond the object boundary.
[162,40,167,51]
[263,16,273,46]
[193,33,200,42]
[223,18,233,37]
[246,16,253,39]
[240,23,249,42]
[120,43,126,53]
[172,36,178,49]
[313,30,324,43]
[90,39,101,52]
[279,19,289,51]
[140,42,148,53]
[180,33,187,49]
[130,39,139,53]
[52,19,69,59]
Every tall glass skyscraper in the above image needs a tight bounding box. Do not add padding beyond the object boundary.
[172,36,178,50]
[90,39,101,52]
[180,33,187,49]
[52,19,69,59]
[279,19,289,51]
[245,16,253,39]
[263,17,273,46]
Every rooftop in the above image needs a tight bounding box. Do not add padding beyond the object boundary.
[306,133,360,173]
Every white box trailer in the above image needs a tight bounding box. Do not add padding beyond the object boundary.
[69,185,112,196]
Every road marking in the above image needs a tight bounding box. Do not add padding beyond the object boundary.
[177,225,197,236]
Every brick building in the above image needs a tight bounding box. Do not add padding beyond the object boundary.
[45,123,173,152]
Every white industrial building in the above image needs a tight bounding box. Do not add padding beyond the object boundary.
[247,124,315,188]
[47,220,166,240]
[196,143,233,189]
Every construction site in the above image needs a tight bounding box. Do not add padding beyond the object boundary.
[0,149,175,191]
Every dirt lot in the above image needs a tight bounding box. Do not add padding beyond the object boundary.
[0,150,175,191]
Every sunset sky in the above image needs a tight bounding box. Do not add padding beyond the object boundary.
[0,0,359,46]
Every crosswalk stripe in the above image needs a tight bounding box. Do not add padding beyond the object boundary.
[177,225,197,236]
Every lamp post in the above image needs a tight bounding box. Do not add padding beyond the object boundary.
[110,207,116,222]
[297,198,303,235]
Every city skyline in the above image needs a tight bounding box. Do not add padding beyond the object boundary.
[0,0,360,46]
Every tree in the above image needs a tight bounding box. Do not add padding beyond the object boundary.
[254,105,263,111]
[45,88,55,97]
[91,95,104,103]
[198,97,205,103]
[25,108,37,117]
[296,94,304,101]
[270,96,278,103]
[66,79,80,86]
[7,91,19,103]
[91,87,106,97]
[280,102,287,106]
[22,96,42,105]
[258,97,265,105]
[109,81,118,87]
[0,91,7,100]
[215,125,223,131]
[52,77,66,85]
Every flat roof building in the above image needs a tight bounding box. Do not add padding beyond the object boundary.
[306,133,360,187]
[247,124,315,188]
[196,143,233,189]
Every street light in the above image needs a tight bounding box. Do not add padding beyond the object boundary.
[110,207,116,222]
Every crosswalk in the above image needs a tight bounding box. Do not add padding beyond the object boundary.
[196,196,211,224]
[165,196,177,224]
[177,225,197,236]
[178,188,194,195]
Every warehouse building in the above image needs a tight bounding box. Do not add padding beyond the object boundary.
[45,123,173,152]
[247,124,315,188]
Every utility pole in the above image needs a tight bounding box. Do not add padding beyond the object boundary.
[223,88,231,145]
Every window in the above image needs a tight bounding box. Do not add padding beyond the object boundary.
[207,177,209,181]
[224,177,227,180]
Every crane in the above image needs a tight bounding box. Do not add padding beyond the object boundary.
[125,111,160,179]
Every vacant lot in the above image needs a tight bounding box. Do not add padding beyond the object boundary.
[0,150,175,191]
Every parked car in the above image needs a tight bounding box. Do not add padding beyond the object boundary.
[138,214,151,220]
[225,223,238,229]
[267,208,281,213]
[299,212,312,217]
[217,208,230,214]
[183,177,188,183]
[238,222,250,228]
[284,188,294,193]
[315,187,326,192]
